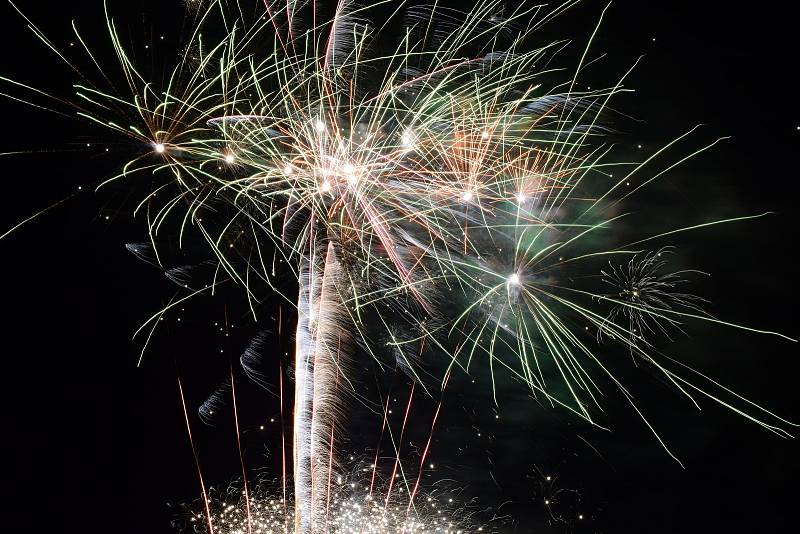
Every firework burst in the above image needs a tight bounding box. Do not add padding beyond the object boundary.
[1,0,796,532]
[599,247,709,347]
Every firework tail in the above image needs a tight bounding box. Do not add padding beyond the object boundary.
[294,238,350,532]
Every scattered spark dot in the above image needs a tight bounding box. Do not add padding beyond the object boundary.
[401,130,415,147]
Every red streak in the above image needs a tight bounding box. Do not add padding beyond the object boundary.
[384,382,416,510]
[177,375,214,534]
[230,365,253,534]
[368,393,392,498]
[280,360,288,517]
[407,369,452,514]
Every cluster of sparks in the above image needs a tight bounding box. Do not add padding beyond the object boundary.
[2,0,796,532]
[185,482,479,534]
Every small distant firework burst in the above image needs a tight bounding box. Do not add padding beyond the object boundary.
[599,247,709,347]
[2,0,795,532]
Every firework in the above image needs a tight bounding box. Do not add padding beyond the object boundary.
[1,0,795,532]
[599,247,709,348]
[181,469,484,534]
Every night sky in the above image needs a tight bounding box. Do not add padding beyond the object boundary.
[1,1,798,532]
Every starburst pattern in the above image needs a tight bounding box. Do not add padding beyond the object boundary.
[600,247,709,346]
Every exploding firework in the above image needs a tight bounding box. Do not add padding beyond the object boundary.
[1,0,795,532]
[599,247,709,347]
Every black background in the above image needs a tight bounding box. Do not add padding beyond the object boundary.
[1,1,798,532]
